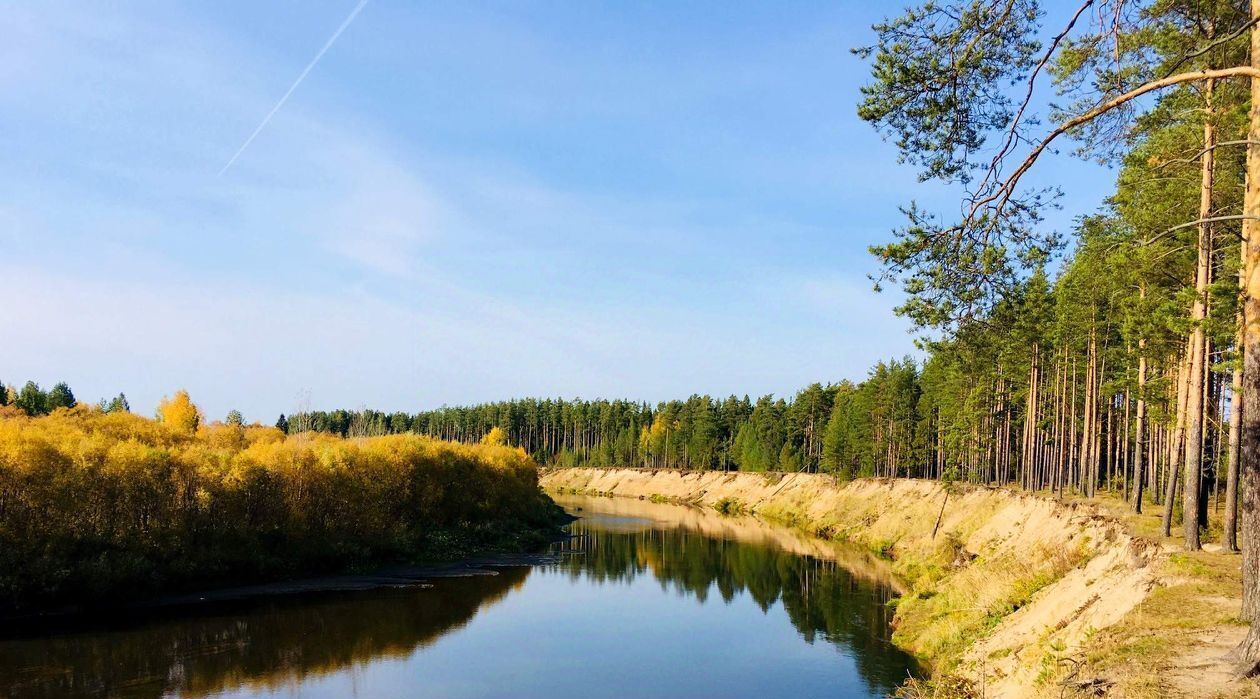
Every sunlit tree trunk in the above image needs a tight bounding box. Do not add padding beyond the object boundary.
[1134,331,1149,513]
[1123,383,1132,500]
[1228,268,1244,551]
[1093,353,1107,496]
[1079,329,1097,494]
[1055,349,1069,496]
[1165,342,1193,537]
[1233,1,1260,669]
[1184,76,1216,551]
[1067,360,1078,498]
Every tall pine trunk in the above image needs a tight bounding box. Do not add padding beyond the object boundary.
[1080,327,1098,494]
[1165,341,1193,537]
[1232,0,1260,669]
[1229,261,1244,551]
[1184,77,1216,551]
[1134,314,1148,513]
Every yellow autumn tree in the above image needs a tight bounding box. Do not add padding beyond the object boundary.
[638,416,671,468]
[480,426,508,446]
[156,389,201,435]
[0,406,549,613]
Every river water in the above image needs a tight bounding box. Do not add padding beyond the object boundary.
[0,495,920,698]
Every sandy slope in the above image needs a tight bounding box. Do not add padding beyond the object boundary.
[539,468,1215,698]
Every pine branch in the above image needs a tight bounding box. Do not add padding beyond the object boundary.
[973,66,1260,224]
[1161,16,1260,79]
[1153,140,1260,170]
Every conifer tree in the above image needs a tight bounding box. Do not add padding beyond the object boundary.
[14,382,47,416]
[855,0,1260,667]
[47,382,75,411]
[106,393,130,413]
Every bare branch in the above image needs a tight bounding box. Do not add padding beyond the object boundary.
[973,1,1097,199]
[1164,214,1260,236]
[1153,140,1260,169]
[1139,215,1260,249]
[974,66,1260,221]
[1161,16,1260,78]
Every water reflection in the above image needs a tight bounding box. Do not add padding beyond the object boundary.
[0,496,919,699]
[0,571,528,699]
[551,497,917,693]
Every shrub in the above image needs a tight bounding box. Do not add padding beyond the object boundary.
[0,406,555,612]
[713,496,747,516]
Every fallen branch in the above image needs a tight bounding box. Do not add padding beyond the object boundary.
[932,489,950,540]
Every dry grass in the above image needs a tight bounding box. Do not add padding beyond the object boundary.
[1047,491,1258,698]
[890,674,978,698]
[890,537,1092,669]
[1063,550,1250,697]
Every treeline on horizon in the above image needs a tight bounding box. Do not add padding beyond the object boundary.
[276,359,919,477]
[0,379,122,416]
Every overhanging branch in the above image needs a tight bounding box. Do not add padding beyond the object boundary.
[973,66,1260,222]
[973,0,1097,198]
[1161,17,1260,78]
[1153,140,1260,170]
[1165,214,1260,236]
[1142,215,1260,248]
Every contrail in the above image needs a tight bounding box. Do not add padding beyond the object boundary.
[219,0,370,176]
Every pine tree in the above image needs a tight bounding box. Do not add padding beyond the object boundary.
[855,1,1260,665]
[106,393,130,413]
[47,382,76,411]
[14,382,48,416]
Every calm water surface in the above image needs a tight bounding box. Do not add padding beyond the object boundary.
[1,495,920,698]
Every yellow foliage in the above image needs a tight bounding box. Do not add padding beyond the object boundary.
[156,389,202,435]
[638,416,671,463]
[0,407,548,612]
[480,426,509,446]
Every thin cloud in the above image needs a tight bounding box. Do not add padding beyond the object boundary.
[218,0,369,176]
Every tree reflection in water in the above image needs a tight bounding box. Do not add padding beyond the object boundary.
[550,497,919,694]
[0,496,919,699]
[0,569,529,699]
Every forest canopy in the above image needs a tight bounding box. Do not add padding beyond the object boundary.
[277,358,921,479]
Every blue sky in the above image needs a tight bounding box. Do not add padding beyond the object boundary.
[1,1,1116,422]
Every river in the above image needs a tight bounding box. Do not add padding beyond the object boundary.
[0,495,921,698]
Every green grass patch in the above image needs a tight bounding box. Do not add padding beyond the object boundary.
[713,496,747,516]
